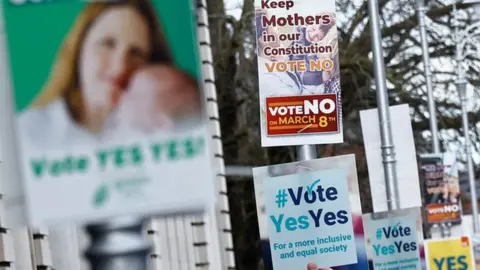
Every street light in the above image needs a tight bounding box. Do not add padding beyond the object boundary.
[416,0,440,154]
[453,1,480,233]
[368,0,400,211]
[415,0,449,238]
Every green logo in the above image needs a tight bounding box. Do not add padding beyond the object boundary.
[92,184,109,208]
[91,175,150,209]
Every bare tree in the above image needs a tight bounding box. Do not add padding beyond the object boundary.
[204,0,478,268]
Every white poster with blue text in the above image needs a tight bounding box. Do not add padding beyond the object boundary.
[363,207,424,270]
[261,167,358,269]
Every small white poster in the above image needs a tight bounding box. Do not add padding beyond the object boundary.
[360,104,421,212]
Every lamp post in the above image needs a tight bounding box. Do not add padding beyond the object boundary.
[368,0,400,211]
[453,2,480,233]
[415,0,451,238]
[84,217,151,270]
[416,0,440,154]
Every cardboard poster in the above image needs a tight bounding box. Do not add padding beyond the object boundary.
[0,0,215,225]
[420,153,462,224]
[253,155,367,270]
[363,207,424,270]
[254,0,343,147]
[425,237,475,270]
[360,104,421,213]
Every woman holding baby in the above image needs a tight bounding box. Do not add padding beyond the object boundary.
[256,10,342,126]
[18,0,201,148]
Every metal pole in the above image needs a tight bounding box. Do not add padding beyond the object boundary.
[84,216,151,270]
[458,86,479,233]
[297,145,317,161]
[225,165,254,177]
[367,0,400,211]
[416,0,440,154]
[454,5,480,233]
[416,0,451,238]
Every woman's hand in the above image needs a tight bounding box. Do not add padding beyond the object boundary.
[307,262,333,270]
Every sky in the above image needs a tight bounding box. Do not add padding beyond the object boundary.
[225,0,242,18]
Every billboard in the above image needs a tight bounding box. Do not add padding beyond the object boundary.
[0,0,215,226]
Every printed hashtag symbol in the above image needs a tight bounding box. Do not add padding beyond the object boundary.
[275,189,288,208]
[376,228,382,240]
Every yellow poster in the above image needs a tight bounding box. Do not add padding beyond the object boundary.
[425,237,475,270]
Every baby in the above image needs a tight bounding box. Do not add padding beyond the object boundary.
[114,65,202,133]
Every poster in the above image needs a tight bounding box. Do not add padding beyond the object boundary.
[420,153,462,224]
[470,233,480,269]
[360,104,421,213]
[0,0,215,225]
[254,0,344,147]
[474,243,480,268]
[475,246,480,269]
[363,207,424,270]
[253,155,369,270]
[425,237,475,270]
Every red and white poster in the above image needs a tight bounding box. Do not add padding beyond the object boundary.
[254,0,343,147]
